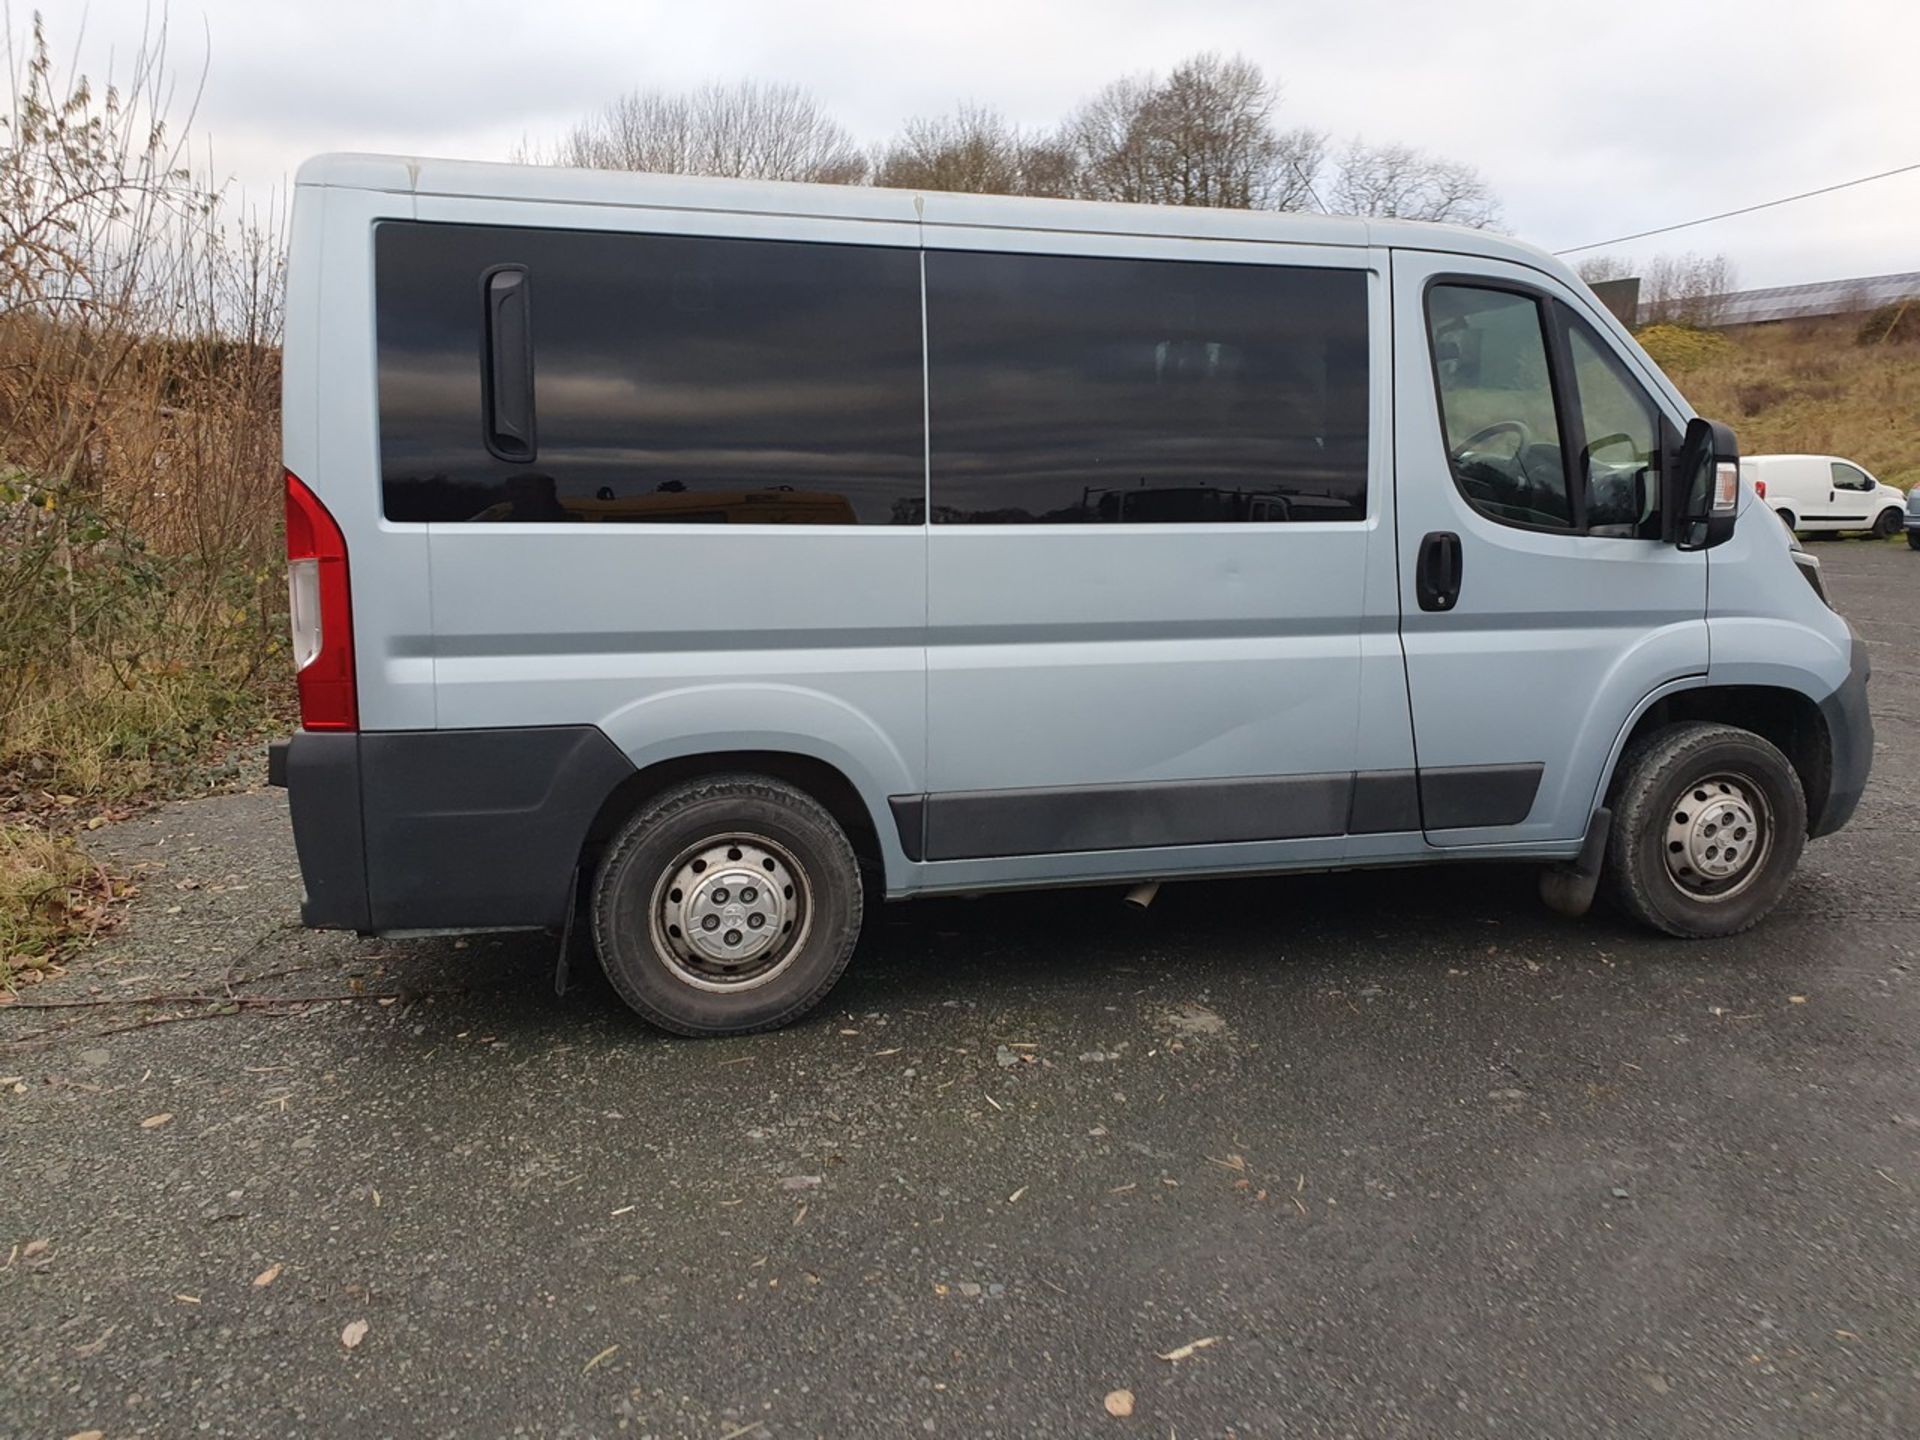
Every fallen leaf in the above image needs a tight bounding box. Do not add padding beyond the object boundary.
[1008,1186,1028,1204]
[341,1319,369,1349]
[23,1238,50,1258]
[1789,995,1808,1005]
[173,1293,200,1305]
[1157,1336,1220,1362]
[1103,1389,1135,1417]
[582,1343,620,1374]
[253,1263,283,1288]
[65,1430,105,1440]
[141,1112,174,1129]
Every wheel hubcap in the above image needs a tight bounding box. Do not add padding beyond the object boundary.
[651,835,809,991]
[1664,773,1771,900]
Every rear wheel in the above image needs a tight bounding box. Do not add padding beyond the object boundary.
[1908,529,1920,550]
[1873,506,1903,539]
[1604,722,1805,938]
[1774,507,1797,532]
[591,774,863,1035]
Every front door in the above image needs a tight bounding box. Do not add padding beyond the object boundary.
[1390,250,1709,847]
[1825,460,1880,528]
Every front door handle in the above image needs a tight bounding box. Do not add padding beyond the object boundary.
[1416,531,1463,612]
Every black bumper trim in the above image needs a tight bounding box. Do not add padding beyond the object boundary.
[1811,632,1872,839]
[282,731,371,930]
[280,725,635,933]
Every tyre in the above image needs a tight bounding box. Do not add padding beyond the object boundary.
[1873,507,1903,539]
[591,774,863,1036]
[1908,530,1920,551]
[1604,722,1805,938]
[1773,507,1797,532]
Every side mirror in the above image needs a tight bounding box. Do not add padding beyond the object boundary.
[1666,417,1739,551]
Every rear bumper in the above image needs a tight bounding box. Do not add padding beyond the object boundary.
[268,727,634,932]
[1811,631,1872,839]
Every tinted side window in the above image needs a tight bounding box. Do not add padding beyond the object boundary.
[375,223,925,524]
[1564,315,1661,538]
[1427,284,1571,530]
[924,252,1368,524]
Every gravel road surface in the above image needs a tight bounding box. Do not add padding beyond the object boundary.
[4,540,1916,1439]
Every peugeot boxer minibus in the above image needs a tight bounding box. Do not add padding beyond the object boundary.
[270,155,1871,1035]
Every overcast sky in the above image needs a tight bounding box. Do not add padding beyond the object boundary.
[50,0,1920,289]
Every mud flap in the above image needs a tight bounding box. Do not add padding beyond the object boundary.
[1539,807,1612,918]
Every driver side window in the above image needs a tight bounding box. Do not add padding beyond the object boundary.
[1427,285,1572,530]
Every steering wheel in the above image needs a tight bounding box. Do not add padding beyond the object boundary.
[1453,419,1533,460]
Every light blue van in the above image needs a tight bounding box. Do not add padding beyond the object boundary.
[269,155,1871,1035]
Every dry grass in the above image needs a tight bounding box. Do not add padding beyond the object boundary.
[0,16,286,977]
[1653,315,1920,489]
[0,822,113,987]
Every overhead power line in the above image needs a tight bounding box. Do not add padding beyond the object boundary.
[1554,160,1920,256]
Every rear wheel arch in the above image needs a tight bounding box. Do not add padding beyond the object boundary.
[581,749,889,886]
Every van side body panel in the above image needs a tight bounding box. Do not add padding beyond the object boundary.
[277,156,1868,935]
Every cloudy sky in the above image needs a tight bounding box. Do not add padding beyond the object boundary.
[51,0,1920,288]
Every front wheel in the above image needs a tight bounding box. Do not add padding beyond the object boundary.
[1873,507,1903,539]
[1604,722,1805,938]
[591,775,863,1035]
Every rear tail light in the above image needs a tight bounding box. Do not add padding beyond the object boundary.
[284,472,357,731]
[1752,478,1767,500]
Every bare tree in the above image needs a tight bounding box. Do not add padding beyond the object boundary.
[1575,254,1633,284]
[872,103,1072,197]
[522,81,865,184]
[1327,141,1499,228]
[1063,53,1326,210]
[1640,252,1737,327]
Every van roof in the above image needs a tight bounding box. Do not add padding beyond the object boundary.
[294,151,1571,279]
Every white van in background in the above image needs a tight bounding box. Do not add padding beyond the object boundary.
[1743,454,1906,537]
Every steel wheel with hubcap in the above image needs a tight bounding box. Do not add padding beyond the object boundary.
[593,775,862,1035]
[1662,772,1772,902]
[1605,722,1805,938]
[1873,507,1902,539]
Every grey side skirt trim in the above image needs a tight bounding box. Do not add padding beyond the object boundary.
[890,762,1545,862]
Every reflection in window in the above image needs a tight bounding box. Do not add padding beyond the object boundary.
[1427,285,1571,530]
[1566,318,1660,537]
[375,223,924,524]
[924,251,1369,524]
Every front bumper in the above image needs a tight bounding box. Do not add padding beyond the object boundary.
[1811,631,1872,839]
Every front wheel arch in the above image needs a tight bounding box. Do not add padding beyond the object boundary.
[1601,684,1832,838]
